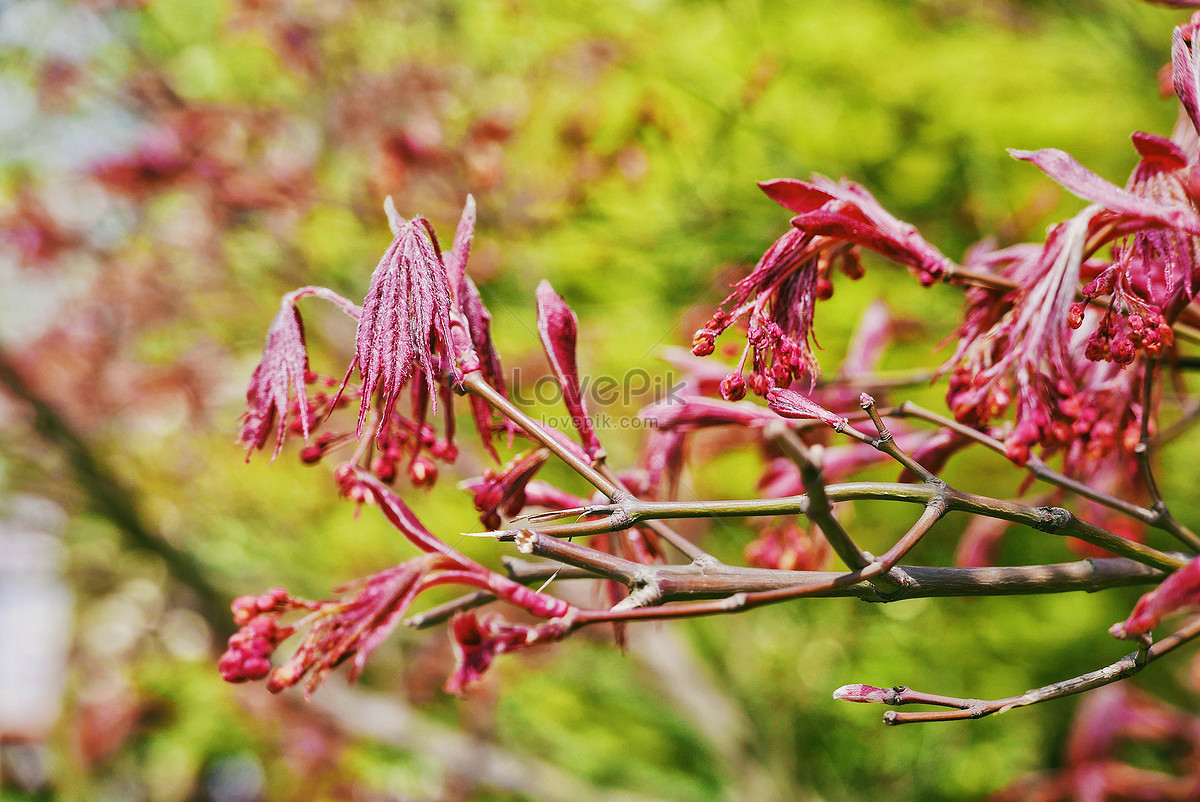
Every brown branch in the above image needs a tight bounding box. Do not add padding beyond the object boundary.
[766,423,872,571]
[0,348,233,634]
[478,532,1171,629]
[461,370,713,563]
[502,555,1167,602]
[408,549,1167,630]
[855,613,1200,725]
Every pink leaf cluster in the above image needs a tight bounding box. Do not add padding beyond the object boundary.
[1111,554,1200,639]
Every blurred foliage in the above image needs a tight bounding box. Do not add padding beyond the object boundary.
[1,0,1199,800]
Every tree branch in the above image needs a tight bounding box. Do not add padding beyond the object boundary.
[849,613,1200,725]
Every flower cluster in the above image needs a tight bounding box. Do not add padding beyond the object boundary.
[239,287,360,461]
[691,177,952,401]
[219,471,578,696]
[460,448,549,530]
[218,560,430,694]
[217,588,296,683]
[444,612,570,696]
[239,197,511,486]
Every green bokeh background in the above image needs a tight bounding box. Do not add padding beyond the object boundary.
[3,0,1199,799]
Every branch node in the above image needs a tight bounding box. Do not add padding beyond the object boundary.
[612,581,662,610]
[610,504,636,528]
[514,529,537,554]
[873,568,915,600]
[1035,506,1072,533]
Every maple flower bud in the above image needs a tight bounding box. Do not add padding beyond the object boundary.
[370,455,397,483]
[1067,302,1085,329]
[408,456,438,488]
[1110,337,1135,365]
[536,281,605,460]
[1111,555,1200,639]
[720,373,747,401]
[691,330,716,357]
[444,612,569,696]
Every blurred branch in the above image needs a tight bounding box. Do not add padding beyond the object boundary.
[308,684,667,802]
[0,347,232,634]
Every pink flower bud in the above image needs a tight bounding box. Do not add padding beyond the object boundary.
[768,364,793,388]
[242,656,272,680]
[408,456,438,488]
[1084,335,1109,362]
[832,684,895,704]
[720,373,747,401]
[766,388,846,430]
[371,456,397,483]
[231,595,259,626]
[1112,555,1200,639]
[1067,302,1085,329]
[747,372,770,395]
[1110,337,1135,365]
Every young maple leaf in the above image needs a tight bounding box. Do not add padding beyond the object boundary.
[352,197,456,439]
[761,175,954,286]
[445,195,512,461]
[240,287,359,461]
[536,281,605,460]
[240,296,309,461]
[766,387,848,430]
[1110,554,1200,639]
[444,611,568,696]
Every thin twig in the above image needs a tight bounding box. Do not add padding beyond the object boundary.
[877,499,947,571]
[405,590,496,629]
[1134,360,1200,551]
[766,423,871,571]
[867,613,1200,725]
[896,401,1173,528]
[595,462,714,564]
[860,394,941,484]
